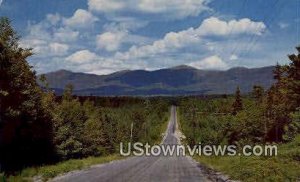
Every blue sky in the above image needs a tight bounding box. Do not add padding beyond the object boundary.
[0,0,299,74]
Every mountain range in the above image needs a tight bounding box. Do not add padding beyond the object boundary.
[40,65,276,96]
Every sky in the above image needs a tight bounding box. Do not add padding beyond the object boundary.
[0,0,299,75]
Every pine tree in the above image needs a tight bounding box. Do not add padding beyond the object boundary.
[286,46,300,109]
[273,63,283,82]
[232,86,243,115]
[252,85,264,103]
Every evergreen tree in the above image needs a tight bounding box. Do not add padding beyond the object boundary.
[232,86,243,115]
[53,85,86,159]
[252,85,264,103]
[0,17,54,171]
[286,46,300,109]
[273,63,283,83]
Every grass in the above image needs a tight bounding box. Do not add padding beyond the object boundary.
[193,137,300,182]
[6,154,124,182]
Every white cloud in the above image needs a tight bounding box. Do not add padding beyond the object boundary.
[63,9,98,28]
[96,31,127,51]
[88,0,125,13]
[49,43,69,56]
[46,13,61,25]
[66,50,99,64]
[115,28,200,60]
[229,54,238,61]
[188,55,228,70]
[198,17,266,36]
[53,28,79,42]
[99,18,151,50]
[137,0,210,19]
[64,50,137,74]
[20,39,47,55]
[21,14,79,58]
[88,0,210,19]
[21,39,69,57]
[0,0,3,6]
[26,22,52,41]
[103,17,148,31]
[115,17,266,61]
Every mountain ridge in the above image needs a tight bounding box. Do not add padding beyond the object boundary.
[40,65,275,96]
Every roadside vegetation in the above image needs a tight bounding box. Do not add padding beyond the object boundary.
[178,46,300,181]
[0,17,169,181]
[6,155,123,181]
[193,135,300,181]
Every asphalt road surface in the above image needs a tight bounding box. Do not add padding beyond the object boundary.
[51,106,211,182]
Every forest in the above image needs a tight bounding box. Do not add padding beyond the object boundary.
[178,47,300,181]
[0,17,169,176]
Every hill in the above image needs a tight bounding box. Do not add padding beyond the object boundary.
[40,65,275,96]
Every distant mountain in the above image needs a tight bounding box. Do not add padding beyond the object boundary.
[40,65,275,96]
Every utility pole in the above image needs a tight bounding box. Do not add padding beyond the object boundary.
[130,122,133,143]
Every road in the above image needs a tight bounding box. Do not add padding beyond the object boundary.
[51,106,211,182]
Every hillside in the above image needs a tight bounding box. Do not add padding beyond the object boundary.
[40,65,275,95]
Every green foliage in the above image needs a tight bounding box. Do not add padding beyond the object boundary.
[252,85,264,103]
[8,155,123,181]
[178,95,300,181]
[51,89,169,160]
[0,17,169,176]
[283,109,300,141]
[0,17,54,171]
[195,135,300,182]
[178,97,268,145]
[178,46,300,180]
[286,47,300,108]
[263,46,300,141]
[232,86,243,115]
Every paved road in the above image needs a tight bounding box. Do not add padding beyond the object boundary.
[52,106,210,182]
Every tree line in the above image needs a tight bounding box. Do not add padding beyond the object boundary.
[179,46,300,146]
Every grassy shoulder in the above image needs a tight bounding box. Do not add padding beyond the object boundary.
[6,154,124,182]
[193,137,300,182]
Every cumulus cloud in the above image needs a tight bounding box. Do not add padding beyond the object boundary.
[188,55,228,70]
[88,0,125,13]
[53,28,79,42]
[21,39,69,56]
[137,0,210,19]
[63,9,98,29]
[115,17,266,61]
[64,50,138,75]
[198,17,266,36]
[66,50,99,64]
[96,31,127,51]
[103,17,148,32]
[46,13,61,25]
[115,28,201,60]
[21,13,80,59]
[88,0,210,19]
[49,43,69,56]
